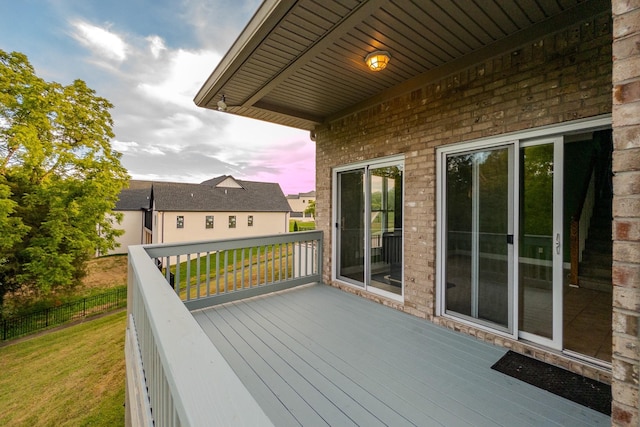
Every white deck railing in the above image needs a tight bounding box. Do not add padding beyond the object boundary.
[125,231,322,426]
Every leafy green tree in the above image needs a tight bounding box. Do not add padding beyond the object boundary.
[0,50,129,304]
[304,200,315,218]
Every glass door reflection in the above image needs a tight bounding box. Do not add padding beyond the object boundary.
[337,169,365,285]
[445,146,512,330]
[369,165,403,295]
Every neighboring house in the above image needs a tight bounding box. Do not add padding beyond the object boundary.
[192,1,640,424]
[111,176,290,254]
[286,190,315,220]
[151,176,290,245]
[109,182,153,255]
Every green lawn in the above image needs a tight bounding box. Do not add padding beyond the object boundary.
[0,311,126,426]
[289,219,315,231]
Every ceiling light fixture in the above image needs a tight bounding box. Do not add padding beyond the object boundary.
[365,51,390,72]
[217,94,227,112]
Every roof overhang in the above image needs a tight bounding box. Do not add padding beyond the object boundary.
[194,0,611,131]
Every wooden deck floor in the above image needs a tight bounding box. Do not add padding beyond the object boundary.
[192,284,610,427]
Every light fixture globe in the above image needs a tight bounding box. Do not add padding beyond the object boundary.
[365,51,390,71]
[217,94,227,112]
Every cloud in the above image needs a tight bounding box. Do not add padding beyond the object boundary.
[136,48,220,110]
[146,35,166,59]
[70,20,128,62]
[112,140,166,156]
[63,3,314,195]
[183,0,263,50]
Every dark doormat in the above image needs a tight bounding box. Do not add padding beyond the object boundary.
[491,351,611,415]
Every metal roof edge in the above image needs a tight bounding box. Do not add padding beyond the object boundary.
[193,0,297,108]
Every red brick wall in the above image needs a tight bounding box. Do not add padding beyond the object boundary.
[611,1,640,425]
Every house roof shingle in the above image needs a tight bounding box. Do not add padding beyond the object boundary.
[115,185,152,211]
[151,177,291,212]
[286,190,316,200]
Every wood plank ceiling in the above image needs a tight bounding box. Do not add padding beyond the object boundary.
[194,0,610,131]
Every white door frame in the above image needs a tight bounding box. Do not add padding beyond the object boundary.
[516,137,563,350]
[333,155,405,302]
[436,115,611,343]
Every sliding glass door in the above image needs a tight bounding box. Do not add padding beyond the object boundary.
[369,164,403,295]
[439,136,564,347]
[337,169,365,285]
[443,146,513,331]
[518,139,563,349]
[336,157,404,298]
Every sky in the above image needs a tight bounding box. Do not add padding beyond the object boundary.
[0,0,315,195]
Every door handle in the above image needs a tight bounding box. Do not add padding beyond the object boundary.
[555,233,560,255]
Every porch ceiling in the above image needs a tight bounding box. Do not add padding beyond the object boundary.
[194,0,610,131]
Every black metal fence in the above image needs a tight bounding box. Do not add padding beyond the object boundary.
[1,287,127,341]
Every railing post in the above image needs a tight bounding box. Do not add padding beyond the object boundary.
[127,243,275,426]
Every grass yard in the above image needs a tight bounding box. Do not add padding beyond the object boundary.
[289,219,315,231]
[0,310,126,426]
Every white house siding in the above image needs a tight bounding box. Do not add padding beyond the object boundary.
[154,211,289,245]
[288,193,315,220]
[108,211,144,255]
[287,197,314,214]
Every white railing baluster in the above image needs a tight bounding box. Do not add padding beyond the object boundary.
[278,244,283,281]
[248,247,253,288]
[206,252,211,297]
[215,251,220,295]
[175,255,181,295]
[241,248,245,289]
[196,253,201,299]
[223,250,228,293]
[186,253,191,301]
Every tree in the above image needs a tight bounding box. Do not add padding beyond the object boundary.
[304,200,316,218]
[0,50,129,304]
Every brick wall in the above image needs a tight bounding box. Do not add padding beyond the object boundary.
[314,12,613,375]
[611,1,640,425]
